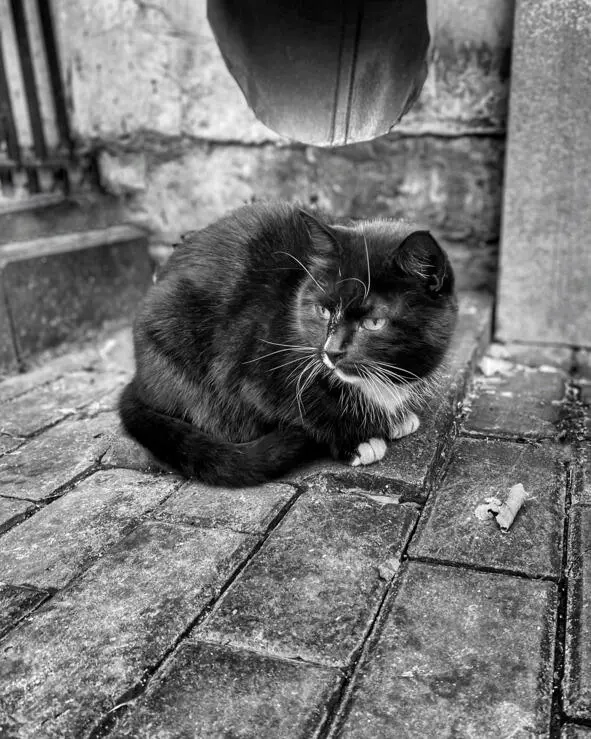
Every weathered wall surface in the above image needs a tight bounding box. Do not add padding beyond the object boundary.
[52,0,514,290]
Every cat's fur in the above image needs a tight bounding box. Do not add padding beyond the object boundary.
[119,201,457,485]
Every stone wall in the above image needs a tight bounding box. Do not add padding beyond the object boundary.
[52,0,514,291]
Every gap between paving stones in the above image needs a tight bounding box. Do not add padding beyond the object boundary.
[85,481,311,738]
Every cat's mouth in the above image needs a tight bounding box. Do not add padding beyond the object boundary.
[321,352,363,385]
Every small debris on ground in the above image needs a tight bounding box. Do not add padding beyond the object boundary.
[474,483,529,532]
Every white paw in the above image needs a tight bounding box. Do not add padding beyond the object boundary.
[350,438,387,467]
[389,412,420,440]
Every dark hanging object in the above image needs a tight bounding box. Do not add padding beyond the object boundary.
[207,0,430,147]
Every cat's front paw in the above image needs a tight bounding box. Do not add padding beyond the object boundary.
[349,438,387,467]
[389,412,420,440]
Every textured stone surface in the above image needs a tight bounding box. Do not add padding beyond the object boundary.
[489,342,574,372]
[156,480,297,534]
[115,137,504,292]
[0,469,180,590]
[0,520,255,738]
[286,293,492,497]
[100,421,164,473]
[564,505,591,721]
[462,361,566,440]
[573,443,591,506]
[408,438,567,578]
[0,368,127,437]
[55,0,512,144]
[562,726,591,738]
[0,280,18,375]
[3,236,151,359]
[0,434,25,456]
[0,585,47,640]
[338,562,556,738]
[0,412,116,501]
[198,481,418,667]
[496,0,591,345]
[0,496,33,534]
[111,642,341,739]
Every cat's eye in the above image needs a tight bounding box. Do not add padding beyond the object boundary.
[315,304,331,320]
[361,317,386,331]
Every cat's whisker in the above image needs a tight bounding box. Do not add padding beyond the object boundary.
[336,277,368,297]
[294,358,321,421]
[268,354,316,373]
[362,229,371,300]
[275,251,326,294]
[243,347,306,364]
[259,339,316,350]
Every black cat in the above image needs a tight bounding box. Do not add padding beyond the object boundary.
[119,201,457,485]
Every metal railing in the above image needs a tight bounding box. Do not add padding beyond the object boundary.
[0,0,72,200]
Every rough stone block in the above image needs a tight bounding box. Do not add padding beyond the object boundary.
[0,496,33,534]
[0,368,128,437]
[0,469,180,590]
[2,230,151,359]
[564,505,591,721]
[462,360,566,440]
[338,561,557,738]
[110,642,341,739]
[286,293,492,498]
[0,585,47,640]
[0,412,116,501]
[0,281,18,375]
[100,420,164,473]
[408,438,566,579]
[155,480,297,535]
[0,520,255,738]
[496,0,591,345]
[198,480,418,667]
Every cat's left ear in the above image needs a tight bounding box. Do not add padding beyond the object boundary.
[394,231,453,293]
[298,209,339,271]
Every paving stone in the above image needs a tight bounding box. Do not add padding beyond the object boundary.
[0,469,180,590]
[156,480,298,534]
[0,412,116,501]
[100,420,167,473]
[0,326,134,405]
[564,505,591,721]
[0,434,25,456]
[0,368,128,437]
[286,293,492,497]
[562,725,591,738]
[462,360,566,440]
[337,561,557,738]
[111,641,341,739]
[0,585,47,640]
[0,497,33,534]
[408,438,566,579]
[3,232,151,360]
[0,520,255,738]
[198,480,419,666]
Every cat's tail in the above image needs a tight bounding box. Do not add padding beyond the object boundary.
[118,380,315,486]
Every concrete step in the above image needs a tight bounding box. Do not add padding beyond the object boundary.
[0,200,151,374]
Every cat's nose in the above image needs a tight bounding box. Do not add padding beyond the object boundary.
[325,349,345,363]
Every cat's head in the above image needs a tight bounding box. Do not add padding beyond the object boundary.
[293,211,458,388]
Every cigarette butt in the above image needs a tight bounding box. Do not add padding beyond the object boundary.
[495,483,528,531]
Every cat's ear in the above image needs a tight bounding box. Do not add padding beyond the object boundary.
[298,209,338,252]
[394,231,452,293]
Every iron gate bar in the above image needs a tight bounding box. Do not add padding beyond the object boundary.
[9,0,46,161]
[0,34,20,164]
[36,0,70,149]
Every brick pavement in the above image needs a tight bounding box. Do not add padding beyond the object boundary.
[0,292,590,738]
